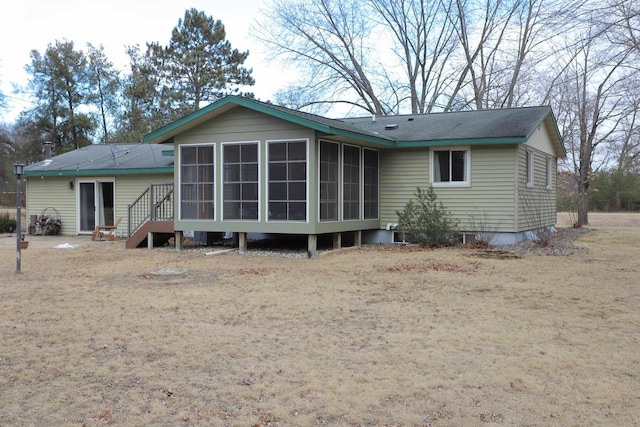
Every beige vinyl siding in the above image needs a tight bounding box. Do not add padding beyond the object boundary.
[433,146,518,233]
[380,148,429,226]
[25,173,173,237]
[516,145,557,231]
[116,173,173,236]
[176,107,315,145]
[25,177,76,235]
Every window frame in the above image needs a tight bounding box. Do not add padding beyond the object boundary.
[221,141,260,221]
[178,143,216,221]
[363,147,379,220]
[545,156,553,190]
[430,146,471,187]
[319,140,340,222]
[526,149,534,187]
[266,139,309,222]
[342,143,361,221]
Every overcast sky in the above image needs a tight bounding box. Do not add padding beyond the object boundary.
[0,0,286,122]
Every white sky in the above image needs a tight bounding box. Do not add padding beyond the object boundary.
[0,0,286,123]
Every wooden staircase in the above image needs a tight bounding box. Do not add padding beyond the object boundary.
[126,183,174,249]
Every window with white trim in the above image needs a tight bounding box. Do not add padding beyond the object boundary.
[545,157,553,189]
[526,150,534,187]
[319,141,339,222]
[180,144,215,220]
[268,140,307,221]
[363,148,379,219]
[223,143,259,220]
[343,144,361,220]
[432,148,469,186]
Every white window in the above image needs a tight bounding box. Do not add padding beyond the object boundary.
[179,144,215,220]
[268,140,307,221]
[546,157,553,189]
[526,150,534,187]
[223,142,259,220]
[432,148,470,186]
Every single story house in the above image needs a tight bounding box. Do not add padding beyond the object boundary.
[142,95,565,254]
[23,144,174,241]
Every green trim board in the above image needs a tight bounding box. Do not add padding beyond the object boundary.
[24,167,174,177]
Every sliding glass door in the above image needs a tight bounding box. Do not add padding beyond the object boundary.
[78,180,115,233]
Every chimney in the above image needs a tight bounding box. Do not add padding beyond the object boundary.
[43,141,53,160]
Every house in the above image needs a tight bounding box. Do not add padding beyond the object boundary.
[143,95,565,255]
[23,143,174,241]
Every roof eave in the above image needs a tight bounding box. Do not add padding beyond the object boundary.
[394,136,527,148]
[23,167,174,177]
[144,96,395,146]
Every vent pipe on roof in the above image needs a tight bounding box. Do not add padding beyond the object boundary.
[43,141,53,160]
[372,115,376,122]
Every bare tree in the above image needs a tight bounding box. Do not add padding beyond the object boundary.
[550,20,635,225]
[256,0,388,115]
[368,0,458,113]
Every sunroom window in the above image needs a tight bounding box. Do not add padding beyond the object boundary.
[180,144,215,220]
[319,141,339,222]
[268,140,307,221]
[223,143,259,220]
[363,148,379,219]
[343,144,361,220]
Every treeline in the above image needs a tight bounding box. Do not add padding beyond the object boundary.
[1,8,253,156]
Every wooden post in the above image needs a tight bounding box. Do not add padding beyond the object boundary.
[308,234,318,259]
[238,232,247,254]
[354,230,362,248]
[175,230,183,252]
[333,232,341,249]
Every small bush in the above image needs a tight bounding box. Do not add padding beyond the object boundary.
[0,212,17,233]
[396,187,459,247]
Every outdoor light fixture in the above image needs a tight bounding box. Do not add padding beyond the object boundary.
[68,181,74,190]
[13,162,25,273]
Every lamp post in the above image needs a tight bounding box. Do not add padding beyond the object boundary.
[13,162,24,273]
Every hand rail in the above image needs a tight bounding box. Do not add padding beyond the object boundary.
[128,183,173,237]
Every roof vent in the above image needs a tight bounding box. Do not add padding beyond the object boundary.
[408,117,414,121]
[385,124,399,130]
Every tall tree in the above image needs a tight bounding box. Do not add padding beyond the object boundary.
[160,8,255,115]
[114,45,166,143]
[25,40,95,152]
[87,44,121,143]
[549,20,635,225]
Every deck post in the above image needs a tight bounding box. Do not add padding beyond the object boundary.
[354,230,362,248]
[308,234,318,259]
[175,230,183,252]
[333,232,341,249]
[238,232,247,254]
[147,232,153,249]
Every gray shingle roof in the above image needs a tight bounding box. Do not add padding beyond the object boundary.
[24,143,174,176]
[343,106,553,142]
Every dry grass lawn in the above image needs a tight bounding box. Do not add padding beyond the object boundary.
[1,213,639,426]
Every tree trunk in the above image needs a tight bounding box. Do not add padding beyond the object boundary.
[577,188,589,226]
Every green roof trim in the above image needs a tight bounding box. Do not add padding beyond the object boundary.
[144,96,395,146]
[394,136,527,148]
[162,150,174,156]
[24,167,174,177]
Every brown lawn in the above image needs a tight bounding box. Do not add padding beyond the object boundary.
[0,212,639,426]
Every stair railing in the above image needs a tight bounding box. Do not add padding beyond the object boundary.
[128,183,174,237]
